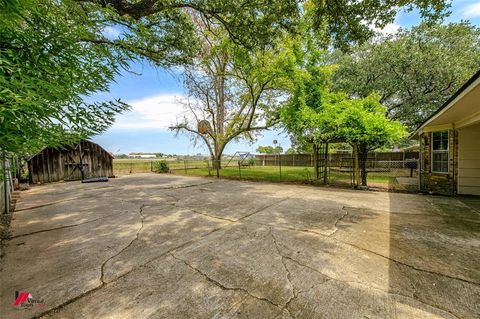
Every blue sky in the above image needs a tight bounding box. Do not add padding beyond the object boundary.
[92,0,480,155]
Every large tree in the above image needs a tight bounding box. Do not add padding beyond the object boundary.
[75,0,450,50]
[281,65,406,186]
[331,22,480,130]
[170,25,292,168]
[1,0,451,155]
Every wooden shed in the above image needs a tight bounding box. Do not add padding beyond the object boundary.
[28,140,114,184]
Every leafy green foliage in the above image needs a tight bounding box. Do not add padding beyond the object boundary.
[171,28,293,165]
[306,0,449,50]
[79,0,450,50]
[153,160,170,173]
[256,146,284,154]
[331,22,480,130]
[337,94,406,150]
[0,0,130,154]
[79,0,300,50]
[281,65,406,149]
[0,0,453,158]
[280,60,406,186]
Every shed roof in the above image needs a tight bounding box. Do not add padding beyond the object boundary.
[29,140,113,160]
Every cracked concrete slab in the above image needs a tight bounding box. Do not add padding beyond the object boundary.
[102,204,231,283]
[1,173,479,319]
[164,180,290,221]
[271,227,480,318]
[173,222,294,307]
[44,255,288,319]
[0,202,140,317]
[244,197,347,236]
[335,206,480,284]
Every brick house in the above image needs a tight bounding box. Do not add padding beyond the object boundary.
[413,70,480,196]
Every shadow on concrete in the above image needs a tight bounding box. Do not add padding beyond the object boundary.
[388,192,480,318]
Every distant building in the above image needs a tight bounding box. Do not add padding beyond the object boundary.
[128,154,156,159]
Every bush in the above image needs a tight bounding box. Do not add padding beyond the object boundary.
[248,157,256,166]
[153,160,169,173]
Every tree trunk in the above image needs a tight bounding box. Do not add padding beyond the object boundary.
[353,144,361,188]
[212,154,222,170]
[358,143,368,187]
[312,143,318,179]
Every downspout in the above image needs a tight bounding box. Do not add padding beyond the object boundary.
[452,127,456,195]
[418,135,422,191]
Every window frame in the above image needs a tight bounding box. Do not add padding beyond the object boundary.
[431,130,449,174]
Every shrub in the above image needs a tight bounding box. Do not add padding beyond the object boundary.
[248,157,256,166]
[153,160,170,173]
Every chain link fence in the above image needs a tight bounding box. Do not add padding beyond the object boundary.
[112,152,419,192]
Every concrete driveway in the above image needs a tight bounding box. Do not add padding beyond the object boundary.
[1,174,479,319]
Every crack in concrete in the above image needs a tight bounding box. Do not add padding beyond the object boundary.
[337,238,479,287]
[34,204,146,318]
[270,228,295,318]
[169,252,287,313]
[100,204,146,284]
[33,284,105,319]
[327,206,349,236]
[35,211,235,318]
[163,192,289,223]
[161,192,238,222]
[187,208,237,222]
[14,197,79,212]
[281,255,461,319]
[8,211,127,240]
[237,198,290,222]
[239,220,463,319]
[244,219,479,287]
[20,183,472,319]
[156,181,214,190]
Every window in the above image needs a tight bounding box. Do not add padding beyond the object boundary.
[432,131,449,173]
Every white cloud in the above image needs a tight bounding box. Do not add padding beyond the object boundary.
[373,23,401,35]
[113,93,187,130]
[102,26,121,39]
[462,2,480,18]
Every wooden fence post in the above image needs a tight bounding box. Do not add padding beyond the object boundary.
[2,151,9,214]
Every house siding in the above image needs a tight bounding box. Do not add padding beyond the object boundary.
[458,123,480,195]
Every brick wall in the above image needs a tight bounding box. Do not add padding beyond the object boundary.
[419,129,458,195]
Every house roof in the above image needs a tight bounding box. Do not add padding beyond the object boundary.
[412,69,480,137]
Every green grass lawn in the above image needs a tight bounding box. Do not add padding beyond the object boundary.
[113,159,405,189]
[174,165,396,186]
[113,159,211,174]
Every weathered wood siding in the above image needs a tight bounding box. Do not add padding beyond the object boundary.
[28,140,113,184]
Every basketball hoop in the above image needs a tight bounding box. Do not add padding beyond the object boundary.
[198,120,212,135]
